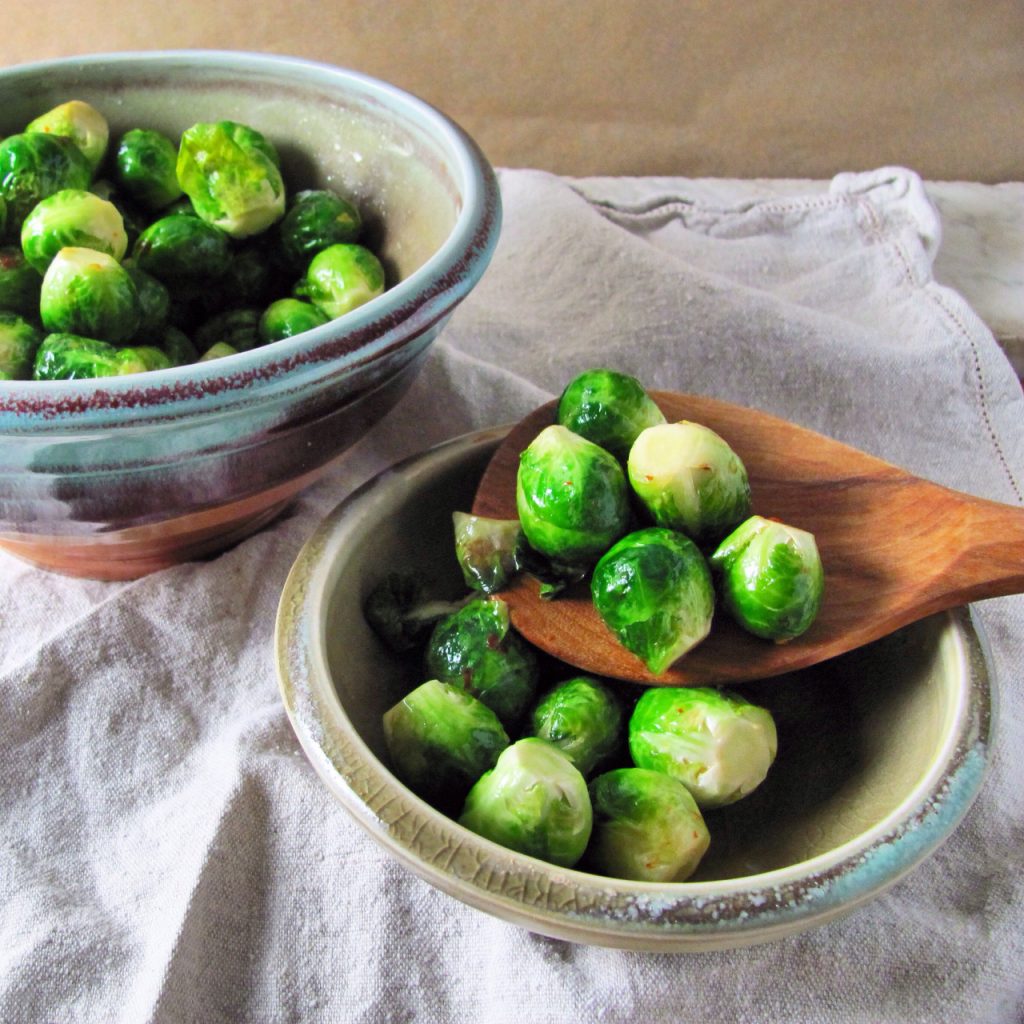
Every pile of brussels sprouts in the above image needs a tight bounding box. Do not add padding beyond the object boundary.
[0,99,385,381]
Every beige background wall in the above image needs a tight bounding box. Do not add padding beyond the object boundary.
[2,1,1020,181]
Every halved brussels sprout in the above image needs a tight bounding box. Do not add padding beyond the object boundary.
[21,189,128,273]
[587,767,710,881]
[591,527,715,675]
[0,133,93,225]
[516,424,630,567]
[528,675,623,776]
[628,686,777,808]
[458,738,593,868]
[279,188,362,272]
[710,515,824,641]
[452,512,526,595]
[0,246,43,318]
[131,213,231,283]
[0,312,43,380]
[33,332,171,380]
[557,368,666,461]
[114,128,183,210]
[26,100,109,172]
[294,243,385,319]
[628,420,752,544]
[257,297,329,343]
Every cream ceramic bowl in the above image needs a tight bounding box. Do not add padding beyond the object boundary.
[275,427,995,952]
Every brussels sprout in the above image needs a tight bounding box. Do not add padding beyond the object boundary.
[459,738,593,867]
[383,680,510,810]
[176,120,286,238]
[132,213,231,283]
[33,333,170,380]
[629,686,777,808]
[114,128,183,210]
[122,262,170,335]
[279,188,362,272]
[0,246,43,317]
[194,308,262,354]
[21,189,128,273]
[452,512,526,595]
[223,241,279,306]
[257,298,329,343]
[424,596,538,727]
[155,325,199,366]
[40,247,140,344]
[294,243,385,319]
[26,100,109,172]
[0,312,43,380]
[557,368,666,461]
[0,132,93,226]
[516,424,630,567]
[529,676,623,776]
[0,196,6,238]
[198,342,238,362]
[591,527,715,675]
[587,767,710,881]
[628,420,752,544]
[710,515,824,641]
[363,571,470,654]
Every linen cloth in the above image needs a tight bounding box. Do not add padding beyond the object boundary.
[2,168,1022,1024]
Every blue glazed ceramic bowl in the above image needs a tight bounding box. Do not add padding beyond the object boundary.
[275,427,996,951]
[0,51,500,578]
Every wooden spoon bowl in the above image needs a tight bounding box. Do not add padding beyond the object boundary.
[472,391,1024,685]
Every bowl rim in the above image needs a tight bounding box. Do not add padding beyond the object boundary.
[274,426,996,950]
[0,50,501,425]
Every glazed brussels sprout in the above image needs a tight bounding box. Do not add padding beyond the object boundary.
[194,308,262,354]
[131,213,231,282]
[516,424,630,567]
[591,527,715,674]
[40,248,140,344]
[21,189,128,273]
[364,571,469,654]
[452,512,526,594]
[257,298,329,343]
[279,188,362,272]
[710,515,824,641]
[122,262,170,335]
[26,100,109,172]
[176,120,286,238]
[424,596,538,727]
[0,312,43,380]
[0,246,43,317]
[0,132,93,225]
[383,680,510,810]
[114,129,183,210]
[294,243,386,319]
[586,767,710,882]
[528,676,623,776]
[557,368,666,461]
[33,333,171,380]
[459,738,593,868]
[629,686,777,808]
[628,420,752,544]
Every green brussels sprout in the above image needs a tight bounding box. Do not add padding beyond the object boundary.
[122,261,170,335]
[176,120,286,238]
[0,132,93,226]
[257,298,329,343]
[223,241,279,306]
[528,676,623,776]
[198,341,238,362]
[114,128,184,210]
[40,247,140,344]
[452,512,526,595]
[0,195,6,238]
[458,737,593,867]
[155,325,199,366]
[629,686,778,808]
[424,596,539,727]
[363,571,470,654]
[0,312,43,380]
[710,515,824,641]
[0,246,43,317]
[278,188,362,271]
[557,368,666,461]
[586,767,710,882]
[194,308,262,354]
[21,189,128,273]
[591,527,715,675]
[516,424,630,567]
[628,420,752,544]
[294,243,385,319]
[26,100,109,172]
[383,679,510,811]
[33,332,170,380]
[131,214,231,283]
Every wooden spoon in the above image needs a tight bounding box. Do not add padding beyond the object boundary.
[471,391,1024,686]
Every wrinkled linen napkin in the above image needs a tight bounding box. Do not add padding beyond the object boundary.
[2,168,1022,1024]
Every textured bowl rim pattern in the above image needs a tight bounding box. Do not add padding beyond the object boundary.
[274,427,996,951]
[0,50,502,429]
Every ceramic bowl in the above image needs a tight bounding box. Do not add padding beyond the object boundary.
[275,427,995,952]
[0,51,500,579]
